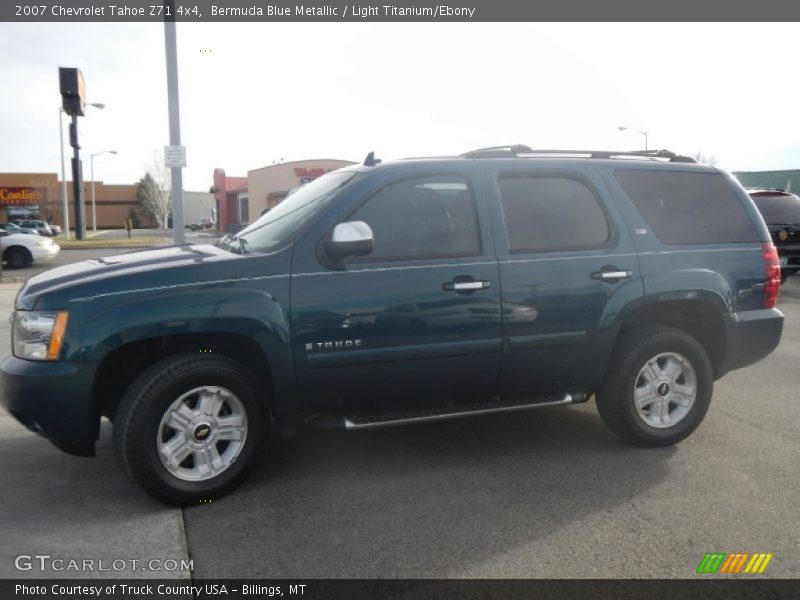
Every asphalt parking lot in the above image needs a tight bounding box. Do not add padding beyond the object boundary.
[0,247,797,579]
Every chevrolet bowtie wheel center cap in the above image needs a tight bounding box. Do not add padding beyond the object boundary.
[193,423,212,442]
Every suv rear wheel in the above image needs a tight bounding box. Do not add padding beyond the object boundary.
[596,326,713,446]
[113,353,267,505]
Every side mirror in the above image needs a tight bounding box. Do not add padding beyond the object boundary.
[323,221,374,261]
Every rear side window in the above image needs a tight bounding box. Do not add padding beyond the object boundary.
[349,175,481,262]
[497,172,610,253]
[750,193,800,224]
[615,170,760,244]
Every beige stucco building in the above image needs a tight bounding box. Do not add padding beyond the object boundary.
[182,191,216,225]
[213,159,355,232]
[0,172,155,228]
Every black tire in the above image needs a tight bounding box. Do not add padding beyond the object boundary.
[596,326,713,446]
[113,353,267,505]
[4,247,32,268]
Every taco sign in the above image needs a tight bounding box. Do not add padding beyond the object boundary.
[0,187,45,205]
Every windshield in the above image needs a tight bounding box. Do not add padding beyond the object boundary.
[751,194,800,224]
[218,170,360,254]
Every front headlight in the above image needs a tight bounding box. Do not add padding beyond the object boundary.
[12,311,69,360]
[36,238,52,247]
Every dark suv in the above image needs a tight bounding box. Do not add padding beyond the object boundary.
[747,188,800,283]
[0,147,784,505]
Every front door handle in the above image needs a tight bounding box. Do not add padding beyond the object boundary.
[591,268,633,283]
[442,280,491,293]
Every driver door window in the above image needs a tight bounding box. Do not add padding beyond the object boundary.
[348,175,481,262]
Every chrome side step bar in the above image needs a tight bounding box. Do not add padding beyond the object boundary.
[342,393,576,430]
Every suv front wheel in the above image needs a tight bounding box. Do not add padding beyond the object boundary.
[113,353,267,505]
[596,326,713,446]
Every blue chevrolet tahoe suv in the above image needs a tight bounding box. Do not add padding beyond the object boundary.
[0,147,784,504]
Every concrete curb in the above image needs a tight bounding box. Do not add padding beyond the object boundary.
[59,246,167,251]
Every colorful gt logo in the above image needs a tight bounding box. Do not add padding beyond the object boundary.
[696,552,773,574]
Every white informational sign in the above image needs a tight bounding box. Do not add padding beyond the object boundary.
[164,145,187,168]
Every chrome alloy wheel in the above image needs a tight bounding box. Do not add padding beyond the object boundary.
[157,386,248,481]
[633,352,697,429]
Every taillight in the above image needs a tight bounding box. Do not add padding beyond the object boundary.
[762,242,781,309]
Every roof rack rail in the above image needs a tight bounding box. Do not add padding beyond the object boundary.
[461,146,696,163]
[461,145,533,158]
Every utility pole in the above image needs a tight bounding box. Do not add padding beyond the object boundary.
[58,108,70,239]
[164,2,185,244]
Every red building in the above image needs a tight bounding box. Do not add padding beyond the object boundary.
[211,169,248,234]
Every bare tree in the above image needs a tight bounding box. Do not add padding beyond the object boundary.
[136,150,172,229]
[692,151,719,167]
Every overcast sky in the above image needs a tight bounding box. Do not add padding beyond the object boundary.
[1,22,798,191]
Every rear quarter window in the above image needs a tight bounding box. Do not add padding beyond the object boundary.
[615,170,760,244]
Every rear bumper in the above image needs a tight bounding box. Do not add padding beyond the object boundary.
[0,356,98,457]
[777,245,800,273]
[719,308,784,376]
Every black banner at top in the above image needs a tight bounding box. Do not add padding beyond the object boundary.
[3,0,800,22]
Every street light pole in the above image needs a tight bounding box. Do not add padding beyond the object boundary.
[618,125,649,150]
[90,150,117,232]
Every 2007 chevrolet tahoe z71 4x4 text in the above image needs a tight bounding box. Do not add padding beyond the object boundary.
[0,147,784,504]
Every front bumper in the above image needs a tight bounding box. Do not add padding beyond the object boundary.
[31,244,60,262]
[0,356,98,457]
[719,308,784,376]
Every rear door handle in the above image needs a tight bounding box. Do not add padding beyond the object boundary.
[591,269,633,283]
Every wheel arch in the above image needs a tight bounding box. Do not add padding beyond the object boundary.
[75,288,298,442]
[92,331,275,433]
[589,295,727,386]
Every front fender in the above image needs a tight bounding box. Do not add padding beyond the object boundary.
[70,288,290,362]
[63,287,298,422]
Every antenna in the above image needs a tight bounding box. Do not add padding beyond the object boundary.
[363,151,382,167]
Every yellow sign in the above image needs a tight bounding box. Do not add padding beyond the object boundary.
[0,187,44,205]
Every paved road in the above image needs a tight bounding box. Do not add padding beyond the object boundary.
[0,283,189,580]
[0,245,797,578]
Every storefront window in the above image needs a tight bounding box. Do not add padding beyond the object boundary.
[7,205,40,220]
[238,196,249,225]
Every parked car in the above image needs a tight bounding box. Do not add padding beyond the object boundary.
[0,147,784,505]
[747,188,800,283]
[0,222,39,236]
[48,223,62,236]
[0,230,60,268]
[13,219,54,237]
[188,217,214,231]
